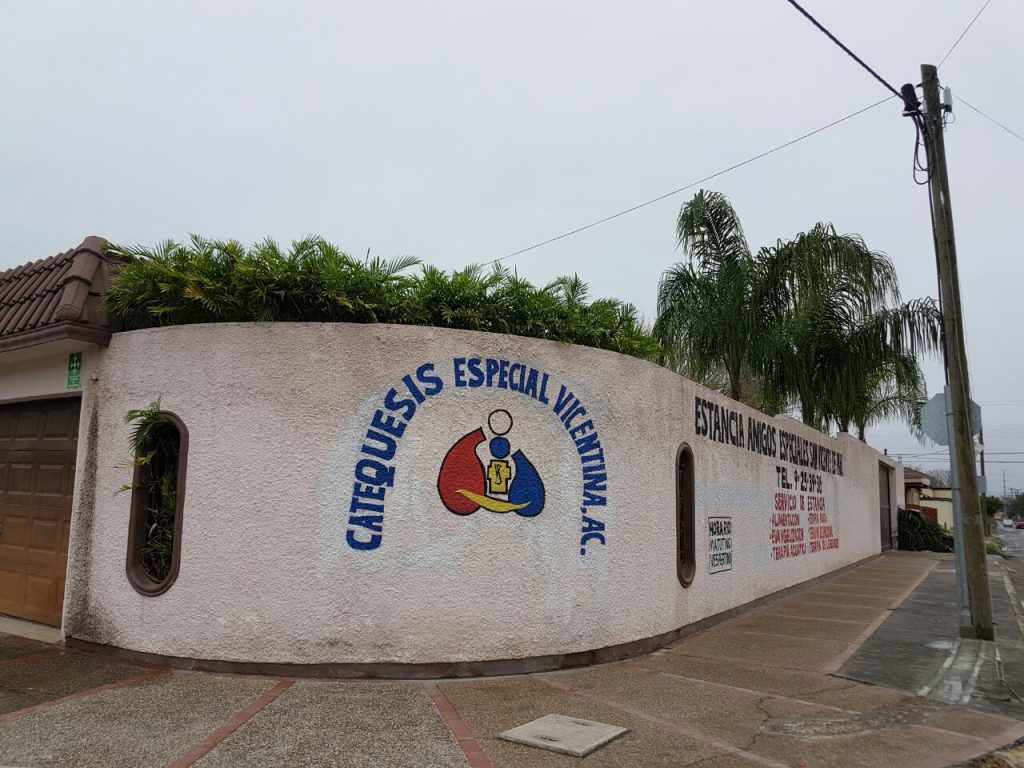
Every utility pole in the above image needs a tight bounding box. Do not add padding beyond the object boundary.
[920,64,994,641]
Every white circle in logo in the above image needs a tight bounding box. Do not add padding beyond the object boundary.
[488,409,513,436]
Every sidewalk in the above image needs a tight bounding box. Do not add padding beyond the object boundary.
[839,554,1024,719]
[2,552,1023,767]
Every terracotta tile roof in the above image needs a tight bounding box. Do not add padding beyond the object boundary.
[0,236,119,350]
[903,466,932,481]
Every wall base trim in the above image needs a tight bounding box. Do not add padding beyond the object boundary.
[65,554,880,679]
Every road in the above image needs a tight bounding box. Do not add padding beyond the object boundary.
[995,526,1024,633]
[997,523,1024,558]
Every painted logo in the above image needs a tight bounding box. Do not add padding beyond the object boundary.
[437,409,546,517]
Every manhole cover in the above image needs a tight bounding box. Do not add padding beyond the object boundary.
[499,714,629,757]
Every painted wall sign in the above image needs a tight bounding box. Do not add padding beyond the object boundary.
[693,396,844,476]
[771,490,839,561]
[438,409,546,517]
[708,517,733,573]
[66,352,82,390]
[344,357,609,555]
[692,394,844,563]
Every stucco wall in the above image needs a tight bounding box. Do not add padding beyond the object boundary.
[63,323,895,666]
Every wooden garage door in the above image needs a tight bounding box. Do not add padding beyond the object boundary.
[0,398,80,626]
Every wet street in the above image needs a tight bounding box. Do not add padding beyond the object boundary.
[998,524,1024,558]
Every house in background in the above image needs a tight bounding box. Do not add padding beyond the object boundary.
[922,485,954,530]
[903,466,953,529]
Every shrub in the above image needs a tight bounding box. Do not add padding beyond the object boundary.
[104,237,661,360]
[898,508,954,553]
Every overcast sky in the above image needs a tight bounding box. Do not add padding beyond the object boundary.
[2,1,1022,492]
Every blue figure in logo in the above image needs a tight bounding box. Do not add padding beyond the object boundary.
[487,409,545,517]
[508,447,545,517]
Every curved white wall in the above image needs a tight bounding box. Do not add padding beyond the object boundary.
[63,323,898,667]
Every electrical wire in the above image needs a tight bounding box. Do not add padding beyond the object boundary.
[913,113,935,185]
[907,461,1024,465]
[956,95,1024,143]
[781,0,902,98]
[893,448,956,457]
[485,6,1015,267]
[889,451,1024,461]
[483,97,893,266]
[938,0,994,68]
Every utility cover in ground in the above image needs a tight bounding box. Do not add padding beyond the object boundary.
[499,714,629,756]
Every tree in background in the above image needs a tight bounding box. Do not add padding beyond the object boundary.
[758,224,940,435]
[844,350,928,441]
[655,191,940,438]
[982,495,1003,516]
[1007,492,1024,519]
[909,466,952,487]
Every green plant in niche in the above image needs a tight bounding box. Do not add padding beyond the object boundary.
[121,402,180,583]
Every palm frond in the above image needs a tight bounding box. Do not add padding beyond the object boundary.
[103,237,658,361]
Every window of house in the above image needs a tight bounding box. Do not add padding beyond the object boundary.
[125,408,188,595]
[677,443,696,588]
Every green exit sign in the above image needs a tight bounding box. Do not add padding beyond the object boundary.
[67,352,82,390]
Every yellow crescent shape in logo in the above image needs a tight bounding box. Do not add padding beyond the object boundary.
[455,489,530,513]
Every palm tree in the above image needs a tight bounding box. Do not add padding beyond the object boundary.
[654,190,764,401]
[655,195,940,435]
[757,225,940,434]
[846,349,927,440]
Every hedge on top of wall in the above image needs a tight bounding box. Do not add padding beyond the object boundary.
[104,236,660,361]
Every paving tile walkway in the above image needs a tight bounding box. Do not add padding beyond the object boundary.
[2,552,1023,767]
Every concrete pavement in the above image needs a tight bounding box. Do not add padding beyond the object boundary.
[839,554,1024,717]
[3,552,1024,767]
[997,524,1024,559]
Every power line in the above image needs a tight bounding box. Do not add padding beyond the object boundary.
[874,431,1024,436]
[781,0,902,98]
[906,459,1024,464]
[485,97,893,266]
[893,448,952,458]
[957,95,1024,143]
[938,0,994,68]
[487,7,1015,267]
[901,450,1024,456]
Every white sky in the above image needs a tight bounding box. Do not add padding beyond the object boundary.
[2,1,1022,492]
